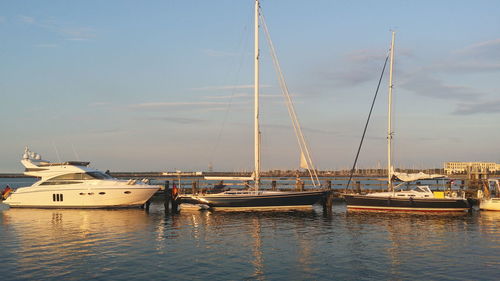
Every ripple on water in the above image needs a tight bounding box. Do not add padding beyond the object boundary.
[1,203,499,280]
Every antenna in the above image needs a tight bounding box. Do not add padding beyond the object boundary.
[52,141,62,162]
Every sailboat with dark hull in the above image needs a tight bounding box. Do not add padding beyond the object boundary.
[344,32,469,213]
[177,0,327,210]
[345,187,470,212]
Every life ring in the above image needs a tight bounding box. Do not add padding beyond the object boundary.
[452,192,457,198]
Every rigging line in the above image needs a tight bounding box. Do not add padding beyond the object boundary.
[71,144,80,161]
[260,12,320,186]
[261,12,319,187]
[346,53,390,190]
[207,25,250,166]
[52,141,62,163]
[260,12,310,181]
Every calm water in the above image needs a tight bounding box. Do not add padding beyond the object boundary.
[1,178,499,280]
[1,199,499,281]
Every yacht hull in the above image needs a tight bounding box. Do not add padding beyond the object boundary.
[178,190,327,209]
[479,198,500,211]
[344,194,470,212]
[3,185,159,208]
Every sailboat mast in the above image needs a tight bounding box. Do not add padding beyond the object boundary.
[254,0,261,190]
[387,31,395,192]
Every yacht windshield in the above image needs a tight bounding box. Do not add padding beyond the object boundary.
[48,172,114,181]
[87,172,114,179]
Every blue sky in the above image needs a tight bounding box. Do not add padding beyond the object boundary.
[0,0,499,172]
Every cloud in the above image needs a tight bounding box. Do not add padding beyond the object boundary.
[60,27,95,41]
[19,15,35,24]
[262,123,338,135]
[34,43,58,48]
[89,102,110,107]
[453,99,500,115]
[314,48,393,88]
[454,38,500,60]
[128,101,251,113]
[400,73,483,101]
[130,101,234,108]
[432,38,500,74]
[203,93,250,99]
[0,16,6,24]
[148,116,207,124]
[17,15,95,41]
[190,84,271,91]
[203,93,284,100]
[202,49,238,57]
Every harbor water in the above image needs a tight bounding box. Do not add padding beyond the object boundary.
[1,178,499,280]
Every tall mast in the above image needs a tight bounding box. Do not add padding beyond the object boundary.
[254,0,260,190]
[387,31,395,192]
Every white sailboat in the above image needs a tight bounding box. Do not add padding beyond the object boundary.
[1,147,160,208]
[478,179,500,211]
[177,0,327,210]
[344,32,470,212]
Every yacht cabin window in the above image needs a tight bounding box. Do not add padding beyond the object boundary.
[47,172,113,181]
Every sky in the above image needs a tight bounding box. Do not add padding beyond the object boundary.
[0,0,499,173]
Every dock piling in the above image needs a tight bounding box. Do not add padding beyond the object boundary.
[192,181,197,195]
[164,180,171,212]
[322,190,334,211]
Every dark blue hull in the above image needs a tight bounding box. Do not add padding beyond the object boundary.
[178,190,327,209]
[344,194,470,212]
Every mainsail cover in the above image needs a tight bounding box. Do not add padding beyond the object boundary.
[392,171,445,182]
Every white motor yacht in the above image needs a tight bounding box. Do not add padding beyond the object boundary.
[1,148,160,208]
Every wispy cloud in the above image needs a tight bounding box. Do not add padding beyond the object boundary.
[17,15,95,41]
[203,93,250,99]
[396,38,500,102]
[34,43,58,48]
[18,15,35,24]
[89,102,110,107]
[203,93,283,100]
[431,38,500,74]
[454,38,500,59]
[131,101,231,108]
[148,116,207,124]
[202,49,238,57]
[262,123,338,135]
[128,101,250,112]
[400,73,483,101]
[190,84,271,91]
[314,48,393,88]
[453,99,500,115]
[60,27,95,41]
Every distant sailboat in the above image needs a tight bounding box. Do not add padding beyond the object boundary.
[478,179,500,211]
[177,0,327,210]
[344,32,470,212]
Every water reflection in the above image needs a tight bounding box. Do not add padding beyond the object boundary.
[0,204,498,280]
[479,211,500,236]
[1,208,152,280]
[157,207,323,280]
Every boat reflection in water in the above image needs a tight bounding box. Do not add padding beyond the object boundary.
[157,207,321,280]
[479,211,500,236]
[1,202,498,280]
[1,208,152,280]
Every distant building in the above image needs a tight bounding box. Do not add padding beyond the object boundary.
[444,162,500,174]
